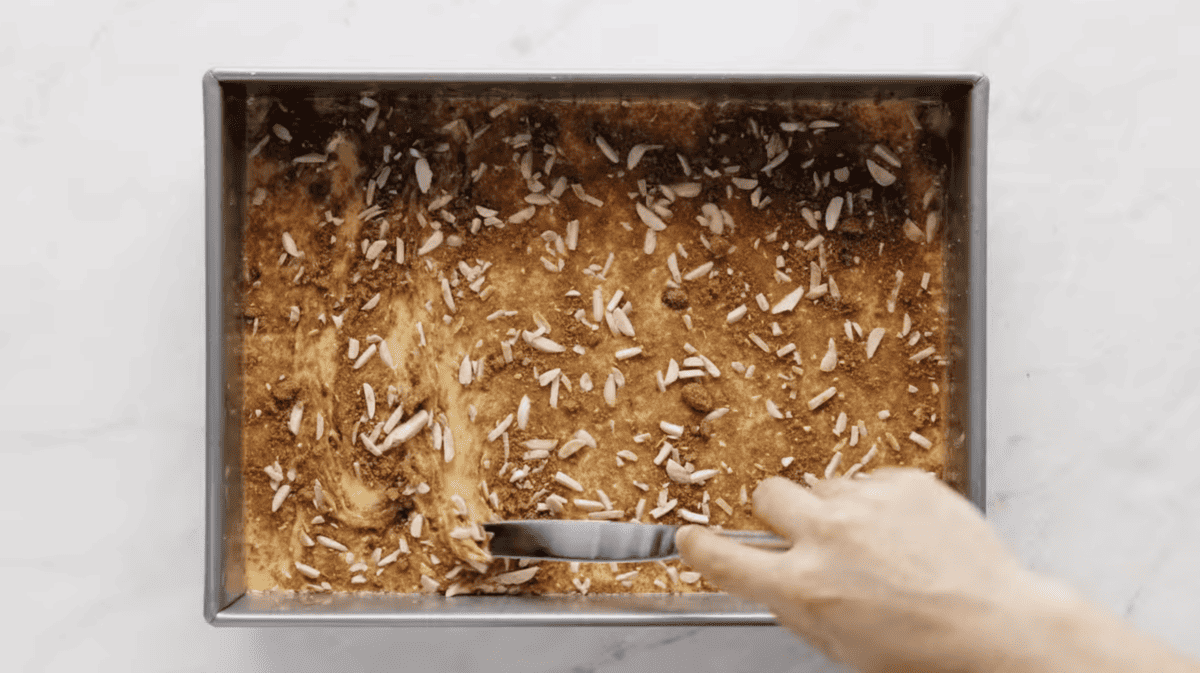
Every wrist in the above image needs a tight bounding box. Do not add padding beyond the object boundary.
[943,569,1071,672]
[992,573,1094,672]
[981,571,1198,673]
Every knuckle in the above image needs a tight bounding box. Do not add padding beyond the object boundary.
[707,556,741,584]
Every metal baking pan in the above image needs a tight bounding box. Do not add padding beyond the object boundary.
[204,70,988,626]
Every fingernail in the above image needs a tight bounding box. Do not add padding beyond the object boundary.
[676,525,697,547]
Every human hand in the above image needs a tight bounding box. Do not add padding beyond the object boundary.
[676,469,1051,672]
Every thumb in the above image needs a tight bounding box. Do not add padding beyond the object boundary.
[676,526,783,603]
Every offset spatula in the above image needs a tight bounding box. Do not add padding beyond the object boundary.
[482,520,789,562]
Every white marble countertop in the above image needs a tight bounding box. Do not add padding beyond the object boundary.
[3,0,1197,670]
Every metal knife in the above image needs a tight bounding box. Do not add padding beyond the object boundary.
[482,520,789,562]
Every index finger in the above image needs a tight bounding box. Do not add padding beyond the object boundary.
[753,476,827,541]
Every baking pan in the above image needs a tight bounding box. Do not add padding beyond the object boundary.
[204,71,988,626]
